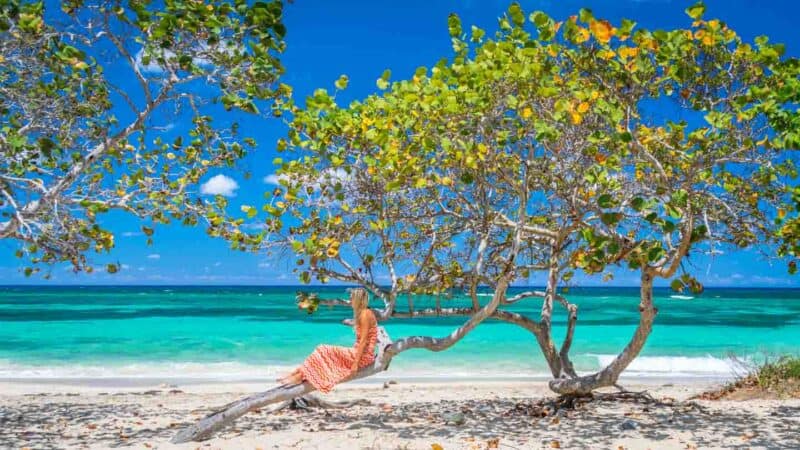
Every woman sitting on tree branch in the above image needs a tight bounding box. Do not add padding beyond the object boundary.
[276,288,378,392]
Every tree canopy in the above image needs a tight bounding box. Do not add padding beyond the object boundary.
[0,0,289,275]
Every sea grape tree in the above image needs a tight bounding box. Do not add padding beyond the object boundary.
[175,1,800,442]
[258,1,800,395]
[0,0,289,275]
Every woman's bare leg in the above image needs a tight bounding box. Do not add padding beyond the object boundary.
[276,367,301,384]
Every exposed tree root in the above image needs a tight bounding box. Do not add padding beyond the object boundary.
[505,389,704,419]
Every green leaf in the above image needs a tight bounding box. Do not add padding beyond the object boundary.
[508,3,525,26]
[335,74,349,90]
[597,194,614,208]
[648,246,665,262]
[376,69,391,90]
[447,13,462,37]
[685,2,706,19]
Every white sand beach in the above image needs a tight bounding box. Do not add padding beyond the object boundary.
[1,379,798,449]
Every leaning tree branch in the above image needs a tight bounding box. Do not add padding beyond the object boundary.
[172,276,512,443]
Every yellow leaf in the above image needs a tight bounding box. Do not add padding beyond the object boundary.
[778,209,786,219]
[521,107,533,119]
[618,46,639,59]
[577,102,590,114]
[571,112,583,125]
[575,27,590,43]
[589,19,614,43]
[590,90,600,100]
[702,34,714,46]
[0,55,4,63]
[166,152,176,160]
[431,445,444,450]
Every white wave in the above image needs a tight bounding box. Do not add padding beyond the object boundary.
[591,354,750,378]
[669,295,694,300]
[0,360,548,382]
[0,360,294,380]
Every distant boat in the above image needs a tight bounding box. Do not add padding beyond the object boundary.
[669,295,694,300]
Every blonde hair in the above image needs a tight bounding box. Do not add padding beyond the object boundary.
[350,288,369,322]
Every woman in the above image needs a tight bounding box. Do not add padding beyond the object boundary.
[277,288,378,393]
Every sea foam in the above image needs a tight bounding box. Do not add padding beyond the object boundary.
[592,354,750,378]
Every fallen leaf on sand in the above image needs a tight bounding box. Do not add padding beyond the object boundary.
[381,403,393,412]
[431,444,444,450]
[551,440,561,448]
[86,424,97,430]
[487,437,500,448]
[741,431,758,440]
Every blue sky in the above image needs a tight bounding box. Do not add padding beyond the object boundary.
[2,0,799,286]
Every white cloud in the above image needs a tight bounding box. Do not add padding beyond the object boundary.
[214,262,222,267]
[147,254,161,260]
[134,48,212,75]
[155,123,176,132]
[264,168,351,191]
[242,222,268,230]
[121,231,143,237]
[258,262,271,268]
[121,264,131,270]
[137,266,146,271]
[201,174,239,197]
[263,174,287,185]
[134,48,165,74]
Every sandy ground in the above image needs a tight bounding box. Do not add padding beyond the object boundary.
[0,379,798,450]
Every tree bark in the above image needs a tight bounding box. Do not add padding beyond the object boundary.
[548,269,657,396]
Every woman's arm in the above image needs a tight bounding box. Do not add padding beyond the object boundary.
[349,310,372,375]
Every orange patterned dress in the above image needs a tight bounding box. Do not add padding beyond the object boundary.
[298,321,378,393]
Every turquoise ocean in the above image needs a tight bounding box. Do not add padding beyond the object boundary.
[1,285,799,384]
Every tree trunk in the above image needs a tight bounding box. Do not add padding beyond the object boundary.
[548,269,657,396]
